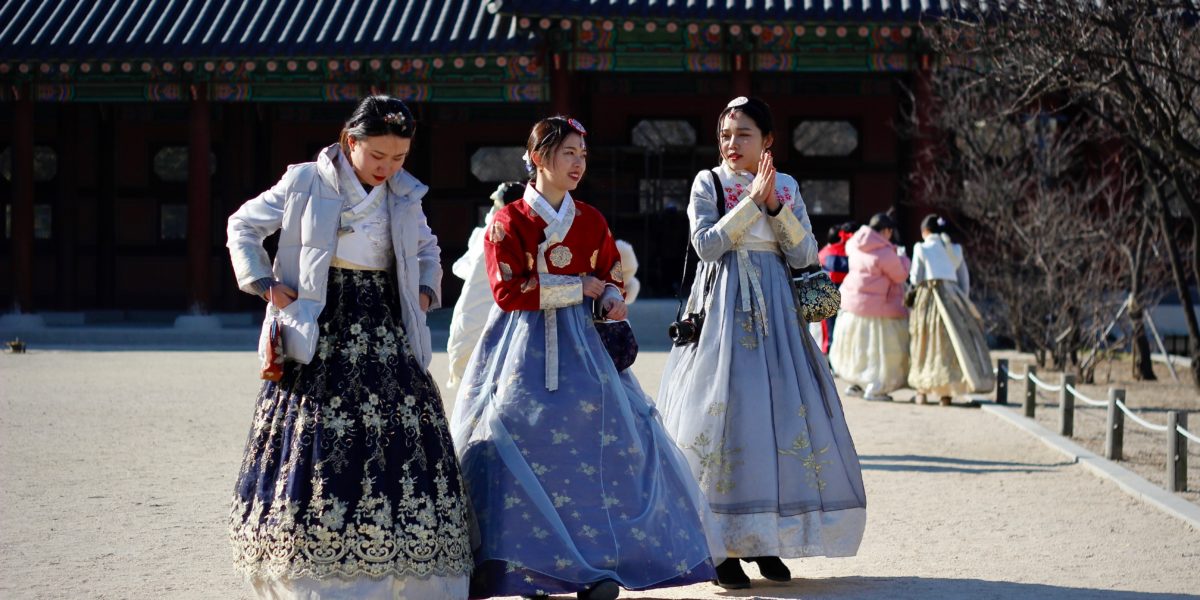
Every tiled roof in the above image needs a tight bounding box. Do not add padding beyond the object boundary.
[0,0,535,60]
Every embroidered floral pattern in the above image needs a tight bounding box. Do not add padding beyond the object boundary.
[499,262,513,282]
[724,185,745,211]
[590,250,599,269]
[549,245,574,268]
[489,221,507,243]
[609,261,624,284]
[776,184,794,207]
[230,269,472,582]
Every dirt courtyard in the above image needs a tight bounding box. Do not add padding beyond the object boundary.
[1,350,1197,599]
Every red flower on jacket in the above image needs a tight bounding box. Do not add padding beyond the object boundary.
[777,185,794,207]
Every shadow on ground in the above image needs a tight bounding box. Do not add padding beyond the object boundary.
[857,454,1076,474]
[629,576,1196,599]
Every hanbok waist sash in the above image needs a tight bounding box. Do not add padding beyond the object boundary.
[730,241,781,336]
[330,256,388,271]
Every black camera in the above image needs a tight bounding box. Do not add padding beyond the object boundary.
[668,312,705,346]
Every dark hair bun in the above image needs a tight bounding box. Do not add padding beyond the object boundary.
[920,213,944,234]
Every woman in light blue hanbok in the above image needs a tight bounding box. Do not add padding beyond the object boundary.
[657,97,867,590]
[451,116,721,600]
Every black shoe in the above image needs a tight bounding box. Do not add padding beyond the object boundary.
[713,559,751,589]
[747,556,792,582]
[577,579,620,600]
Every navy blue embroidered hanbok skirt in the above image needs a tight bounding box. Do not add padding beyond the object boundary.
[229,268,473,594]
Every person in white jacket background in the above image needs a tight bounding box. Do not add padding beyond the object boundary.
[445,181,524,390]
[444,183,641,390]
[907,213,995,405]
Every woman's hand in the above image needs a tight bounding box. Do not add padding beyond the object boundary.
[419,293,432,312]
[265,283,298,309]
[749,150,778,210]
[580,275,606,299]
[601,296,628,321]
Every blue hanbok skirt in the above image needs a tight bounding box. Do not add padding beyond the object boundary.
[658,250,867,559]
[451,301,721,598]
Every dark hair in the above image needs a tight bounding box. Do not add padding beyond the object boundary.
[525,116,587,180]
[825,226,841,246]
[839,220,859,234]
[869,212,897,233]
[921,213,946,234]
[491,181,525,208]
[338,95,416,154]
[717,96,774,142]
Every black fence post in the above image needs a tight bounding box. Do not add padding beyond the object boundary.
[996,359,1009,405]
[1105,388,1124,461]
[1024,366,1037,418]
[1167,411,1188,493]
[1060,374,1076,437]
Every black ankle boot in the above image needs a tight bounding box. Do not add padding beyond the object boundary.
[747,556,792,582]
[577,579,619,600]
[714,559,751,589]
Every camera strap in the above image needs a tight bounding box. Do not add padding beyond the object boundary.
[674,170,727,321]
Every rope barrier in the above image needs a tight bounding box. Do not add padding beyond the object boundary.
[993,366,1032,381]
[1028,373,1062,392]
[1179,425,1200,445]
[1063,384,1108,407]
[999,361,1196,449]
[1114,399,1170,432]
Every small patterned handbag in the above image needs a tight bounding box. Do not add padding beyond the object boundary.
[593,300,638,371]
[792,266,841,323]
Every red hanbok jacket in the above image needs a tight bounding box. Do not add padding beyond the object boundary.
[484,187,625,312]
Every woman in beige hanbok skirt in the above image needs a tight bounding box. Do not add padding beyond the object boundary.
[907,214,994,405]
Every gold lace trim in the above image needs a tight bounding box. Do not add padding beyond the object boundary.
[768,206,807,250]
[714,198,762,244]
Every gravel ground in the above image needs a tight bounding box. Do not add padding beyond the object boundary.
[1,350,1197,600]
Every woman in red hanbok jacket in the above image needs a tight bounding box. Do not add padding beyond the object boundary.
[450,117,721,600]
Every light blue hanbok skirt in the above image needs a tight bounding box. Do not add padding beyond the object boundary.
[451,301,721,598]
[658,249,867,559]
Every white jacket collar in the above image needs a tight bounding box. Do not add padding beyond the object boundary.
[316,143,428,204]
[523,183,574,225]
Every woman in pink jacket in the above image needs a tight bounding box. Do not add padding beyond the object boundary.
[829,213,911,400]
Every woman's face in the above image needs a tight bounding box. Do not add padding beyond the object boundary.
[347,134,411,186]
[719,110,773,173]
[536,132,587,192]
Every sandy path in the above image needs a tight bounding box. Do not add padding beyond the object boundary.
[1,350,1197,599]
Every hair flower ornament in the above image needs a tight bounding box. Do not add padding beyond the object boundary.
[383,112,407,126]
[936,216,947,227]
[522,150,534,176]
[727,96,750,108]
[565,117,587,136]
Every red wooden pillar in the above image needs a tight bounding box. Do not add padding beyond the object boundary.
[11,83,35,313]
[908,56,936,236]
[550,52,571,116]
[187,83,212,313]
[732,53,751,98]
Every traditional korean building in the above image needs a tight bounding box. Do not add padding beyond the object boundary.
[0,0,950,316]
